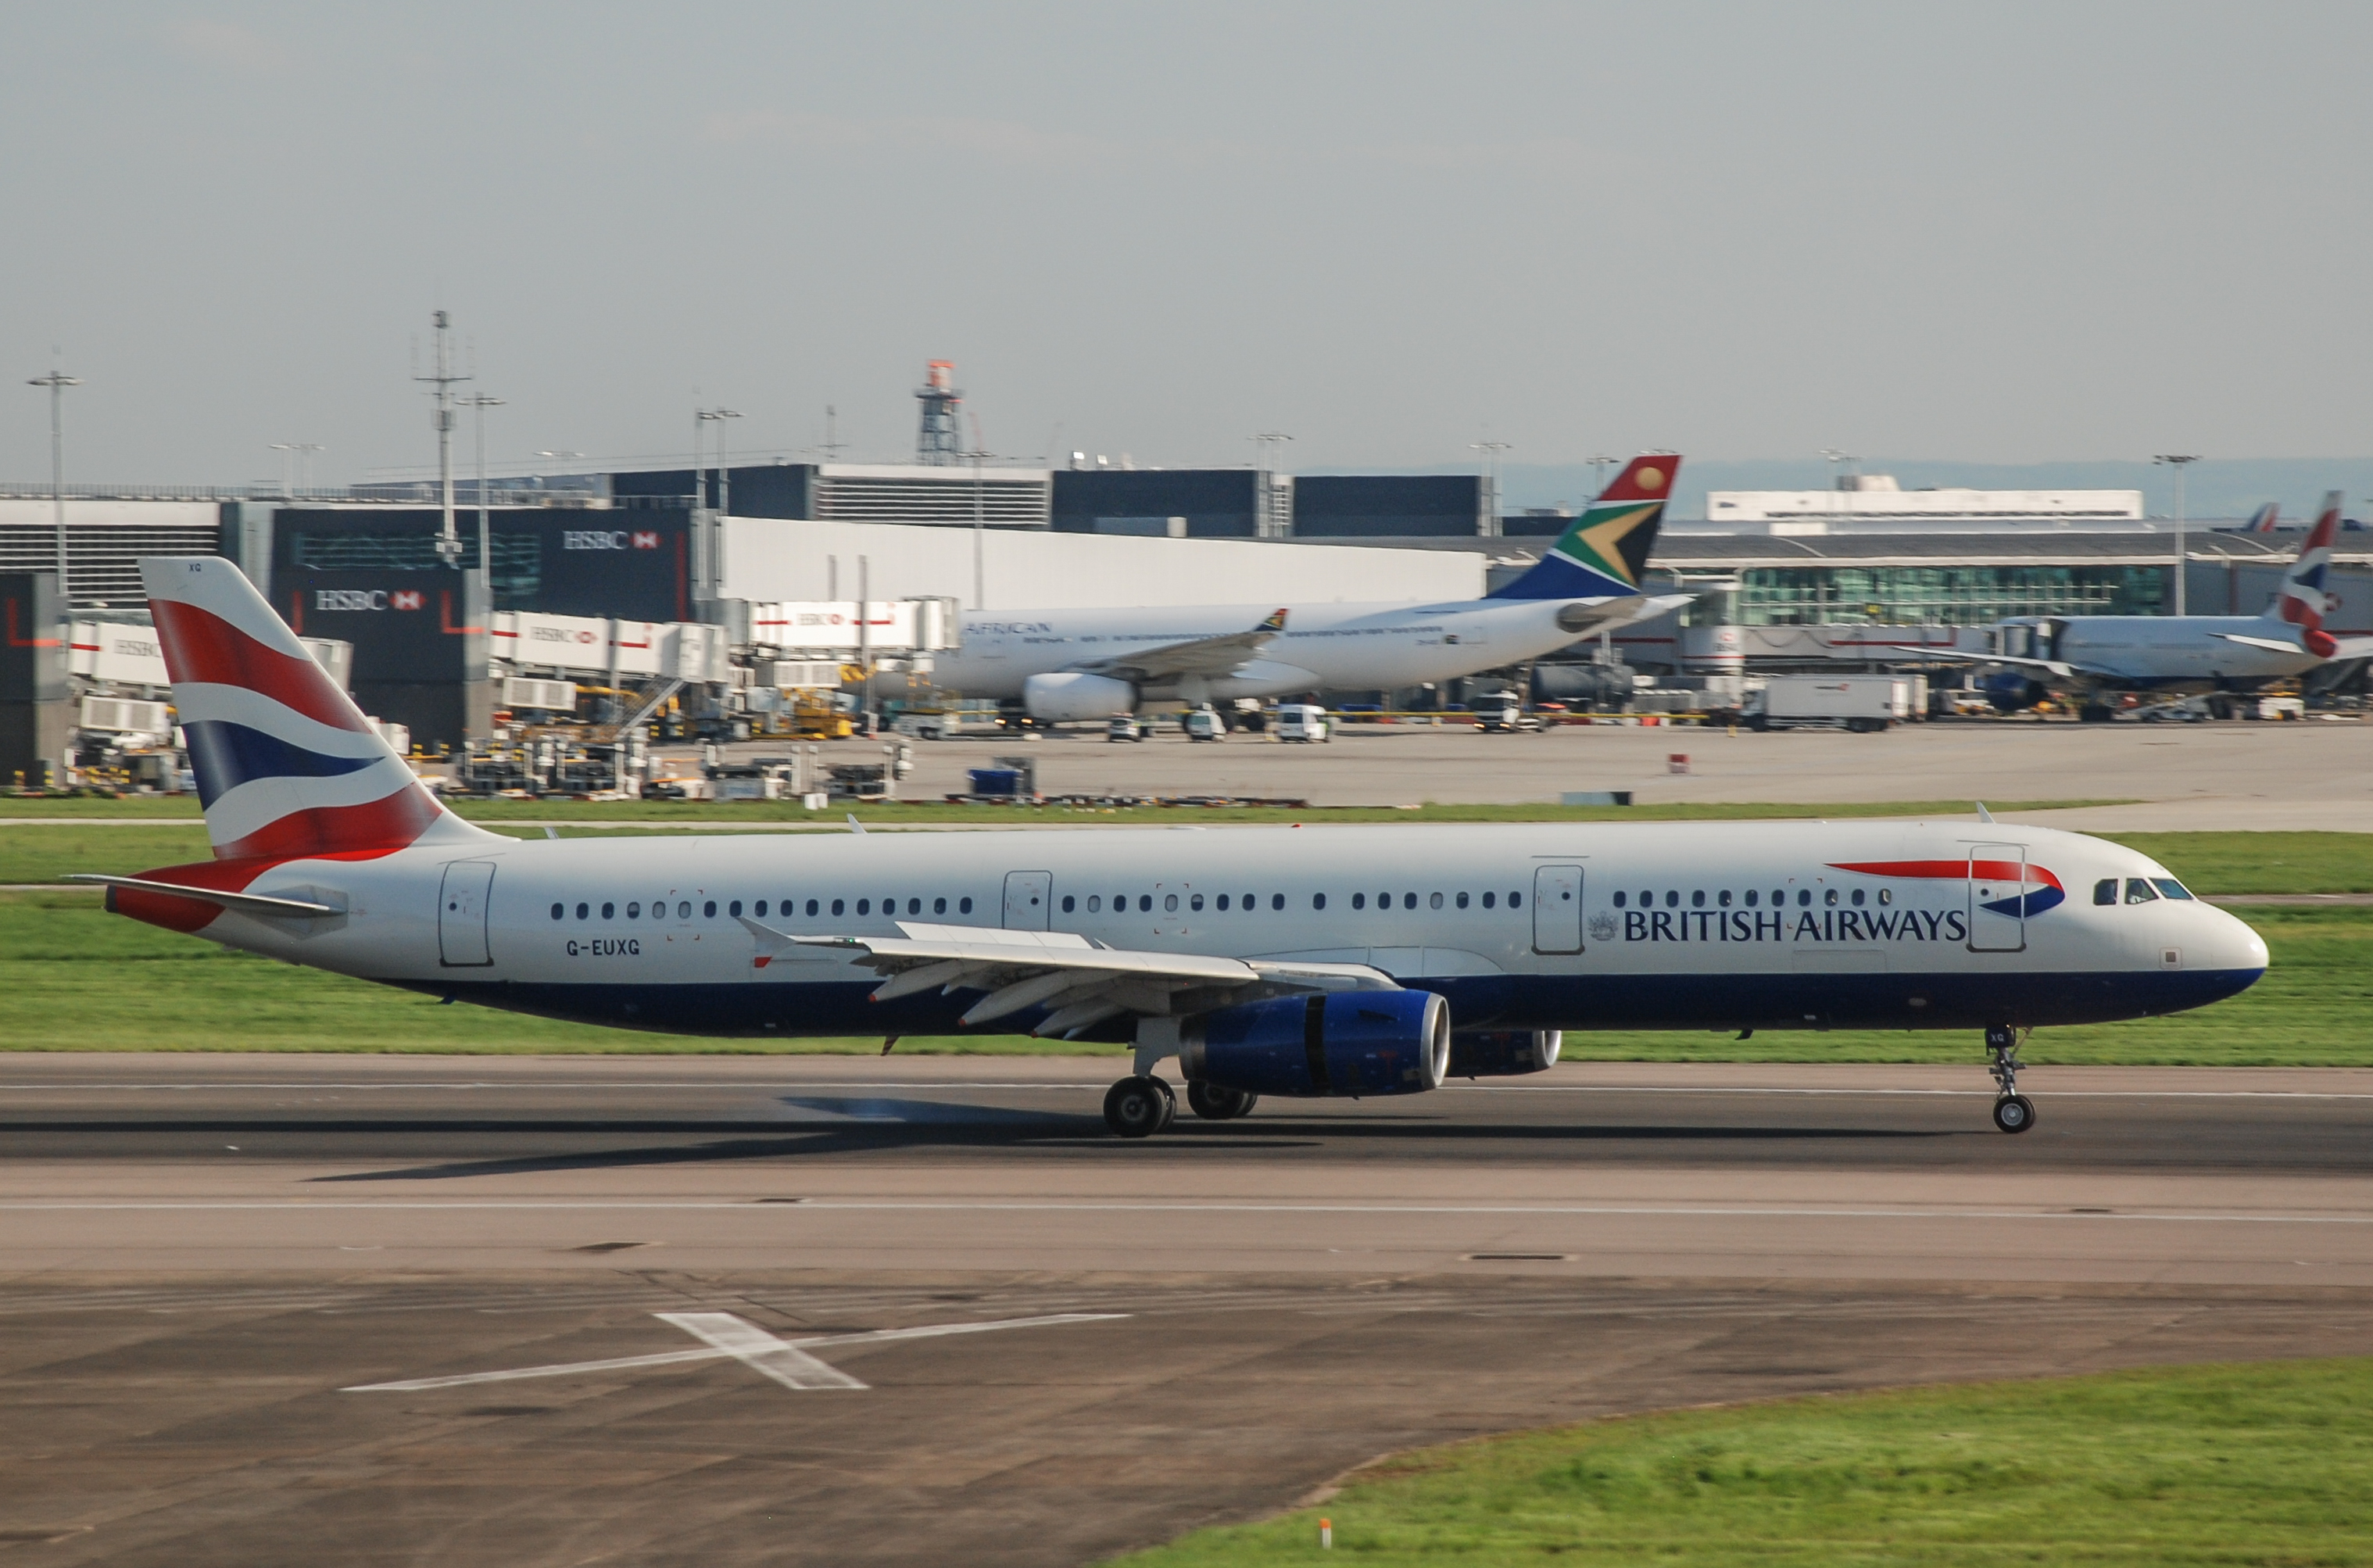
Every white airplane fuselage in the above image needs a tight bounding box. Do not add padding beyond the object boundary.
[148,820,2264,1041]
[936,596,1609,703]
[1997,614,2328,689]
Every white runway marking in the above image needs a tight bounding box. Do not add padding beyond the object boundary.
[1,1080,2368,1099]
[342,1310,1124,1394]
[9,1200,2369,1226]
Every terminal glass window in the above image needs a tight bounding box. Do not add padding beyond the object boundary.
[288,530,546,609]
[1731,564,2167,627]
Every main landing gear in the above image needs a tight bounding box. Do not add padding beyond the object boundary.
[1986,1024,2036,1134]
[1103,1076,1261,1137]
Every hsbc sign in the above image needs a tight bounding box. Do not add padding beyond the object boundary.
[314,589,427,611]
[564,530,662,551]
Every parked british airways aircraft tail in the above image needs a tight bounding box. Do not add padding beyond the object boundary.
[1491,453,1678,601]
[2268,492,2343,657]
[96,558,499,931]
[2245,501,2281,533]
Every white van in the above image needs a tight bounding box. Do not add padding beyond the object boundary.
[1182,707,1226,742]
[1273,703,1331,743]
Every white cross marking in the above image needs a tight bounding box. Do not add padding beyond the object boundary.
[341,1311,1124,1394]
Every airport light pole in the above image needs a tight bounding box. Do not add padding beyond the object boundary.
[269,442,324,498]
[1820,449,1856,526]
[456,397,505,575]
[696,406,741,514]
[416,311,469,566]
[1588,453,1619,499]
[27,361,80,603]
[2156,454,2201,616]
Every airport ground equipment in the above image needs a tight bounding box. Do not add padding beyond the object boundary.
[1744,676,1917,732]
[1272,703,1330,743]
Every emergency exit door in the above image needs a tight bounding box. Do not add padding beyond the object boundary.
[1967,843,2028,952]
[438,861,497,967]
[1003,871,1052,930]
[1532,865,1584,954]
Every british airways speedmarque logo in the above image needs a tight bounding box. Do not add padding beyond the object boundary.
[1829,860,2067,918]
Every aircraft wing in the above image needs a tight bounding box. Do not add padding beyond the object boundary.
[741,916,1396,1037]
[1873,646,2082,679]
[1559,591,1695,634]
[1074,609,1289,682]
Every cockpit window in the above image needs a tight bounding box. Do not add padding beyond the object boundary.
[2152,878,2194,900]
[2094,879,2117,906]
[2124,878,2160,904]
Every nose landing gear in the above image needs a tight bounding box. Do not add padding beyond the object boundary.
[1985,1024,2036,1133]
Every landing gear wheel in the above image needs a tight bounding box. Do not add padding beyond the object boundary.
[1186,1081,1258,1121]
[1993,1094,2037,1134]
[1984,1024,2035,1133]
[1104,1076,1171,1138]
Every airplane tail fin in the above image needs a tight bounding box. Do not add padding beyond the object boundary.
[2246,501,2281,533]
[2267,492,2342,657]
[141,557,495,861]
[1491,454,1679,600]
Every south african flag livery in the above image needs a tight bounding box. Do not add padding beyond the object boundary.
[1494,454,1679,601]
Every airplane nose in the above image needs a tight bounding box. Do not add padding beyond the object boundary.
[2202,904,2269,975]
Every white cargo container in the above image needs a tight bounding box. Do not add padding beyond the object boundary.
[1744,676,1914,733]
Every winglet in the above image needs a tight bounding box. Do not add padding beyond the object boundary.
[1258,607,1289,633]
[1974,802,1995,823]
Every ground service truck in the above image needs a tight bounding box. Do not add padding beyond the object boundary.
[1743,676,1919,733]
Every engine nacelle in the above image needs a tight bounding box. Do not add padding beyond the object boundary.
[1023,671,1137,721]
[1179,990,1449,1098]
[1447,1029,1562,1078]
[1982,671,2048,713]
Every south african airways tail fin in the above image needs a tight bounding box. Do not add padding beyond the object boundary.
[1490,453,1679,601]
[139,557,498,862]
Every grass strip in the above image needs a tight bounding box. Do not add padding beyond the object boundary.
[1117,1357,2373,1566]
[1,891,2360,1064]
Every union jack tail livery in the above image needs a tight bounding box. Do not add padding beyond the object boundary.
[1493,454,1680,601]
[143,557,495,864]
[2272,492,2342,657]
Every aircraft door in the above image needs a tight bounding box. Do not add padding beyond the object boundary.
[1967,843,2027,952]
[1003,871,1052,930]
[438,861,497,967]
[1532,865,1584,954]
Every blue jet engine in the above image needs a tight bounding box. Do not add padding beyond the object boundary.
[1447,1029,1562,1078]
[1179,990,1449,1097]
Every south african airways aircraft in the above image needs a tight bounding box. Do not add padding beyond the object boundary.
[934,453,1691,721]
[81,554,2267,1138]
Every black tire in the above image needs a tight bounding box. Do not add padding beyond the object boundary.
[1104,1076,1169,1138]
[1149,1076,1177,1132]
[1186,1081,1256,1121]
[1992,1094,2036,1134]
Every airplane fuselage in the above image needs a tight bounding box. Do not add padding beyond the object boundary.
[145,821,2264,1040]
[1998,614,2330,692]
[937,596,1605,703]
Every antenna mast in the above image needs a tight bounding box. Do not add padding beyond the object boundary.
[416,310,470,565]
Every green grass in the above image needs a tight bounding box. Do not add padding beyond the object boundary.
[2,890,2363,1064]
[1117,1357,2373,1566]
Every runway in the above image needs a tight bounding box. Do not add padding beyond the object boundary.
[4,1054,2369,1565]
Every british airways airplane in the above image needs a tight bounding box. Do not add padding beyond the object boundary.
[81,557,2267,1138]
[934,453,1692,721]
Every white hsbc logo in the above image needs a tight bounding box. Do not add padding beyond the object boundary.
[314,589,426,611]
[565,530,662,551]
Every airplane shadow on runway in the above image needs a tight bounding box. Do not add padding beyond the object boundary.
[296,1097,1943,1183]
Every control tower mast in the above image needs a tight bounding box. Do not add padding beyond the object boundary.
[914,360,963,465]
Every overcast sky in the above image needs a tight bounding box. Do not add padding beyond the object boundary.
[6,2,2369,486]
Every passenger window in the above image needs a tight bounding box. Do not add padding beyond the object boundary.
[1139,895,1152,912]
[2125,878,2160,904]
[1087,895,1102,913]
[1719,890,1732,907]
[1244,893,1255,910]
[808,899,821,916]
[1850,890,1864,907]
[1272,893,1285,911]
[908,897,922,915]
[1456,892,1469,909]
[1745,890,1758,907]
[627,902,640,918]
[1691,890,1705,908]
[678,900,692,919]
[1482,891,1495,908]
[1165,894,1179,912]
[1190,894,1204,911]
[831,898,845,916]
[704,900,718,918]
[1312,893,1326,910]
[753,900,767,918]
[856,899,870,915]
[2152,879,2194,900]
[1061,895,1076,913]
[575,902,589,919]
[549,903,563,920]
[959,897,973,914]
[1216,894,1229,911]
[1510,892,1523,908]
[1797,890,1811,907]
[1613,891,1627,908]
[1430,892,1444,910]
[934,897,947,915]
[1403,892,1417,910]
[1665,891,1678,908]
[603,902,615,919]
[1824,890,1838,907]
[1879,888,1893,904]
[1773,890,1785,905]
[1353,893,1366,910]
[728,900,742,917]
